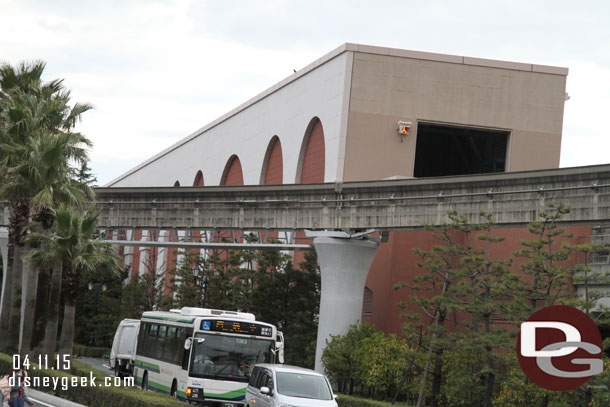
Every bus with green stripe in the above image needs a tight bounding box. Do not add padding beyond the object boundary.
[134,307,284,406]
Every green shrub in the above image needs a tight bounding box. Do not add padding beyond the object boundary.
[0,353,183,407]
[337,393,412,407]
[322,323,379,394]
[73,343,110,359]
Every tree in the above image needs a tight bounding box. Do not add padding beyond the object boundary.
[445,213,515,407]
[571,242,610,318]
[27,205,120,356]
[321,323,379,394]
[394,208,589,407]
[395,211,476,407]
[252,250,321,367]
[12,131,94,353]
[0,60,50,351]
[74,261,126,348]
[513,203,575,316]
[358,333,416,401]
[510,203,610,407]
[166,242,321,367]
[321,206,608,406]
[0,61,93,352]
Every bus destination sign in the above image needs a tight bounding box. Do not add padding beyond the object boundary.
[202,320,273,337]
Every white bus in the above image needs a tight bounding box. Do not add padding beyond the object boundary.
[134,307,284,406]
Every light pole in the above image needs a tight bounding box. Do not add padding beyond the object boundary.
[191,265,209,308]
[87,282,107,347]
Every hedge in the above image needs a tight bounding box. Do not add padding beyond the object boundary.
[337,393,413,407]
[3,354,412,407]
[0,352,183,407]
[73,344,110,359]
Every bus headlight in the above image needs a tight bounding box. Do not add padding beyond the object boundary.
[186,387,201,398]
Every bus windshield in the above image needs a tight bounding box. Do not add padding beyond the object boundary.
[189,333,274,381]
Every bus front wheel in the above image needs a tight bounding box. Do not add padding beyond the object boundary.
[142,371,148,391]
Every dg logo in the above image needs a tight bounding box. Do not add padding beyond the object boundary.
[517,305,604,391]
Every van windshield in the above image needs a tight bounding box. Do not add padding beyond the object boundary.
[189,333,274,381]
[276,372,332,400]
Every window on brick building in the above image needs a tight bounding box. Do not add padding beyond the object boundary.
[362,287,373,315]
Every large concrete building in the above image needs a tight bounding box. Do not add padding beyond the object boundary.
[109,43,568,189]
[108,43,580,335]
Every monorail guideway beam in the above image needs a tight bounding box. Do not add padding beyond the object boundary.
[3,165,610,371]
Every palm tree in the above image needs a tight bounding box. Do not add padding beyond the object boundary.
[0,62,48,351]
[0,61,93,352]
[28,205,120,357]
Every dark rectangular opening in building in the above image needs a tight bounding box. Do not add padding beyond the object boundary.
[413,123,509,177]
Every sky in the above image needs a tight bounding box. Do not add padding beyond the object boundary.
[1,0,609,186]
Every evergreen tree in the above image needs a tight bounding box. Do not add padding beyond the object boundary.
[166,244,321,367]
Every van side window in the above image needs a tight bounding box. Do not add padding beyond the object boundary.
[249,367,260,387]
[262,371,274,390]
[255,369,268,389]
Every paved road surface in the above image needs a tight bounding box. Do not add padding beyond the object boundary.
[27,388,87,407]
[74,357,112,376]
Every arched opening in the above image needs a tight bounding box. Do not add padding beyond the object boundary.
[220,155,244,186]
[294,118,326,267]
[296,117,325,184]
[173,180,180,187]
[193,170,204,187]
[260,136,283,185]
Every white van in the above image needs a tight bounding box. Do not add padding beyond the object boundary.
[246,364,337,407]
[109,318,140,377]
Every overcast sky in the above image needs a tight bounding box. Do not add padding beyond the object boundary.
[1,0,609,185]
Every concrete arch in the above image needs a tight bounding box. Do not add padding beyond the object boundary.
[220,155,244,186]
[259,136,284,185]
[193,170,204,187]
[295,117,325,184]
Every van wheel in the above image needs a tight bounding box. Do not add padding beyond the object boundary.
[114,361,121,378]
[142,371,148,391]
[171,380,178,398]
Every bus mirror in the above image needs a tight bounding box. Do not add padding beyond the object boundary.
[275,344,285,364]
[184,337,192,350]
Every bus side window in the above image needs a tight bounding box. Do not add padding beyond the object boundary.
[181,329,191,371]
[136,323,147,355]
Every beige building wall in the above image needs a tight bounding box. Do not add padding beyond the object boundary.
[342,47,568,182]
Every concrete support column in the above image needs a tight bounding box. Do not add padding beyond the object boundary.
[309,232,379,373]
[0,227,8,317]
